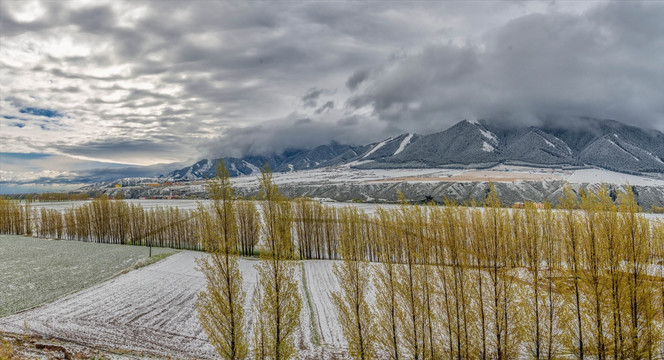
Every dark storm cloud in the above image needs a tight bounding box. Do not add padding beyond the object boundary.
[301,88,324,108]
[301,88,335,108]
[346,69,370,91]
[315,101,334,114]
[198,114,389,158]
[68,5,116,33]
[347,1,664,132]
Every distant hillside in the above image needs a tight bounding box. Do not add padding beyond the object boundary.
[160,142,359,181]
[160,117,664,181]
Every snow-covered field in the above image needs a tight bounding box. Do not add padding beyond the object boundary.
[227,164,664,187]
[0,235,174,317]
[0,252,346,359]
[2,244,663,358]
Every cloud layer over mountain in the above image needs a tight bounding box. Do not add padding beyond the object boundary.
[1,0,663,190]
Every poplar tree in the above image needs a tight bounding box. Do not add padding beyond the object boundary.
[596,187,625,359]
[374,208,402,360]
[521,202,544,359]
[653,220,664,344]
[253,164,302,360]
[237,200,261,256]
[579,189,608,360]
[294,197,317,259]
[196,160,248,360]
[332,206,376,360]
[395,201,426,360]
[618,187,660,359]
[439,203,473,359]
[542,203,565,360]
[418,203,441,360]
[483,184,514,360]
[469,205,490,360]
[560,186,586,359]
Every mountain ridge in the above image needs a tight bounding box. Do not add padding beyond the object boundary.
[160,117,664,181]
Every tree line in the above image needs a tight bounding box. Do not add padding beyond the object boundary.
[0,190,340,258]
[0,197,202,250]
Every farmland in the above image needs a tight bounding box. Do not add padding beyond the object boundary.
[2,177,664,359]
[2,209,664,359]
[0,235,175,317]
[0,252,335,359]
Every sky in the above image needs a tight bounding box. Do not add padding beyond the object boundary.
[1,0,663,192]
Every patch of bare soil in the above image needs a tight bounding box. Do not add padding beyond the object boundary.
[1,331,145,359]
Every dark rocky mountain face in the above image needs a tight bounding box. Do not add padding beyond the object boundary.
[388,120,500,166]
[161,142,359,181]
[501,129,576,165]
[161,117,664,181]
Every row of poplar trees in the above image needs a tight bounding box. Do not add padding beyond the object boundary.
[332,187,664,360]
[0,196,203,250]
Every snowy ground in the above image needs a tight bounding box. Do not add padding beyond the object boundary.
[0,235,174,317]
[2,248,663,359]
[23,164,664,212]
[302,261,344,349]
[0,252,346,359]
[226,164,664,187]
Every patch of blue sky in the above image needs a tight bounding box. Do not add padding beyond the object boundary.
[18,107,63,118]
[0,152,51,160]
[11,123,25,128]
[0,183,82,194]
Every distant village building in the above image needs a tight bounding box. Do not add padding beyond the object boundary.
[512,202,545,209]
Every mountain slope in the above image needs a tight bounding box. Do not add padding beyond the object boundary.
[501,129,576,165]
[388,120,500,166]
[161,117,664,181]
[373,118,664,173]
[161,142,358,181]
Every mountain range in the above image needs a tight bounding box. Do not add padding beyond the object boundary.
[161,117,664,181]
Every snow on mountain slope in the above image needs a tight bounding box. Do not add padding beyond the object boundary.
[362,137,392,159]
[579,134,664,173]
[479,128,498,144]
[243,161,260,174]
[501,129,576,166]
[393,133,414,156]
